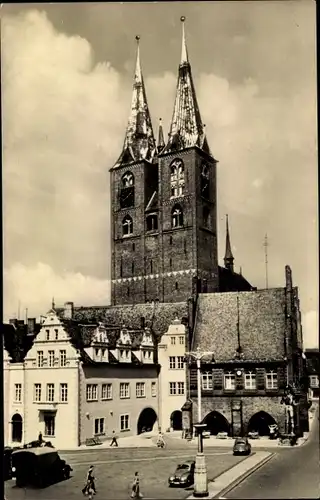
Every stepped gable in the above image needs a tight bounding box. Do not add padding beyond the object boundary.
[192,289,287,362]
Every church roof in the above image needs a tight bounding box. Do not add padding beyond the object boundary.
[218,266,255,293]
[113,36,156,168]
[164,17,211,155]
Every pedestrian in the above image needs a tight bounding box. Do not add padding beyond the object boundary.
[131,472,142,499]
[110,430,118,447]
[38,431,43,444]
[82,465,96,496]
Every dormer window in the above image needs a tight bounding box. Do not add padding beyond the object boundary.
[95,348,100,356]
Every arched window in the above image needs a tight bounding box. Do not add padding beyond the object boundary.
[122,215,133,236]
[201,163,210,199]
[170,159,185,197]
[146,214,158,232]
[120,171,135,208]
[203,206,211,228]
[171,205,184,228]
[202,371,213,390]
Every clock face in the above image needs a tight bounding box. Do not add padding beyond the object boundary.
[236,370,242,377]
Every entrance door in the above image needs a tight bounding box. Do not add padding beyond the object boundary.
[11,414,23,442]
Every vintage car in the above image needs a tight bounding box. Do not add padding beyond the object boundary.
[168,460,195,487]
[11,447,72,488]
[233,436,252,456]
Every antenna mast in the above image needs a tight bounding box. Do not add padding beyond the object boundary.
[263,234,269,289]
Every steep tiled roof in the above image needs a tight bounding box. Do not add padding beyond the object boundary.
[218,266,255,292]
[192,289,287,362]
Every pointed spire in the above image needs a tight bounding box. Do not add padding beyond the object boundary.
[114,36,156,167]
[180,16,188,64]
[224,214,234,272]
[164,16,210,155]
[52,297,56,310]
[157,117,165,153]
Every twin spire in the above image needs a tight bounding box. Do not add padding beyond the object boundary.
[116,17,210,168]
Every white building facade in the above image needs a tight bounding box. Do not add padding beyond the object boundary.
[158,319,188,432]
[4,308,80,449]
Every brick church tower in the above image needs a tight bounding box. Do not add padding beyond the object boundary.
[110,19,219,306]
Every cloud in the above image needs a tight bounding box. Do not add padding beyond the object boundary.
[2,8,317,331]
[302,310,319,349]
[3,262,110,322]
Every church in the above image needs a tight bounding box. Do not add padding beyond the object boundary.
[4,18,309,443]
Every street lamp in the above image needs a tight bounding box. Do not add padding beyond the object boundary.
[185,346,215,498]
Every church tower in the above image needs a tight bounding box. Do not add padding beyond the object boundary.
[110,20,219,306]
[110,36,157,305]
[157,17,219,301]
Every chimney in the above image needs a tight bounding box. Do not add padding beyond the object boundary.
[64,302,74,320]
[27,318,36,335]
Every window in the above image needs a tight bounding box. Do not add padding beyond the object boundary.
[37,351,44,368]
[179,336,184,345]
[170,159,185,197]
[175,282,179,291]
[170,236,173,245]
[202,372,213,390]
[48,350,55,367]
[169,356,176,369]
[203,206,211,228]
[120,349,130,360]
[136,382,146,398]
[146,214,158,232]
[265,370,278,389]
[172,205,184,228]
[60,350,66,367]
[170,336,176,345]
[44,415,55,437]
[120,414,130,431]
[46,383,55,402]
[244,371,257,390]
[150,260,153,274]
[132,261,135,275]
[177,382,185,394]
[59,383,68,402]
[120,259,123,277]
[310,375,319,388]
[177,356,184,369]
[151,382,157,397]
[169,258,172,270]
[132,243,135,251]
[127,285,130,297]
[54,329,59,340]
[120,382,130,399]
[14,384,22,402]
[224,372,235,390]
[169,382,177,395]
[101,348,106,357]
[184,239,187,254]
[201,163,210,199]
[122,215,133,236]
[86,384,98,401]
[94,417,105,435]
[120,171,135,208]
[102,383,112,400]
[46,330,50,341]
[34,383,41,402]
[95,348,100,356]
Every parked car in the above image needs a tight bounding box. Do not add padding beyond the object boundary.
[233,437,251,456]
[11,447,72,488]
[168,460,195,487]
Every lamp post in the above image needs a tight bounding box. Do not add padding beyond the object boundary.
[185,346,215,498]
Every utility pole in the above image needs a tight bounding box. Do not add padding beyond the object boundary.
[263,234,269,289]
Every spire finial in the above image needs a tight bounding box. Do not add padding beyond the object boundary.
[52,297,55,310]
[157,117,165,151]
[180,16,188,64]
[224,214,234,272]
[134,35,142,82]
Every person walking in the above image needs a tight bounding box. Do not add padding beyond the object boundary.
[131,472,142,499]
[82,465,96,496]
[38,431,43,445]
[110,430,118,447]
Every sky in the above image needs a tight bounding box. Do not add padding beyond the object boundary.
[2,1,318,348]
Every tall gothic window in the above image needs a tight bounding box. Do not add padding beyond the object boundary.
[171,205,184,228]
[201,164,210,199]
[120,172,135,208]
[146,214,158,232]
[122,215,133,236]
[170,159,185,197]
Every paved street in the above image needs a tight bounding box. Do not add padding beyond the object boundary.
[225,409,320,499]
[5,446,246,500]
